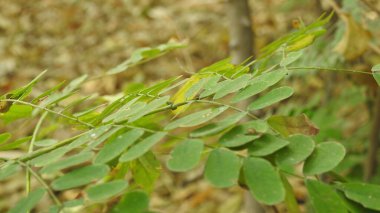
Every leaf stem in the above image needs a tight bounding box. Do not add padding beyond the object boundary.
[288,66,372,75]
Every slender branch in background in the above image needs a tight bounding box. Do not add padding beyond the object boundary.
[26,111,48,195]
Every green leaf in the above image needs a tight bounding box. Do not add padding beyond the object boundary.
[119,132,166,162]
[0,163,21,181]
[7,70,47,101]
[111,191,149,213]
[248,134,289,156]
[189,112,246,138]
[219,123,261,147]
[243,157,285,205]
[0,136,32,151]
[51,165,109,190]
[30,146,71,167]
[112,102,147,123]
[40,152,94,174]
[167,139,204,172]
[130,151,161,193]
[205,148,241,188]
[371,64,380,86]
[164,106,228,130]
[0,133,11,145]
[306,180,347,213]
[0,105,33,124]
[248,86,294,110]
[213,74,251,99]
[280,51,303,67]
[267,114,319,137]
[281,174,301,213]
[340,182,380,211]
[128,96,170,122]
[275,134,315,166]
[107,41,186,75]
[94,129,144,164]
[34,139,58,147]
[232,70,287,103]
[303,142,346,175]
[8,188,46,213]
[86,180,128,202]
[199,76,221,98]
[87,126,123,149]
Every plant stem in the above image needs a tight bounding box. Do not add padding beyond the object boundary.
[3,99,93,127]
[26,111,48,195]
[17,160,62,208]
[287,66,372,75]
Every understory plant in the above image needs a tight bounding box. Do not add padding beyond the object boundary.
[1,13,380,213]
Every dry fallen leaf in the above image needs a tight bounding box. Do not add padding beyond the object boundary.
[334,13,371,60]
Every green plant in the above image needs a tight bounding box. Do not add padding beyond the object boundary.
[1,13,380,213]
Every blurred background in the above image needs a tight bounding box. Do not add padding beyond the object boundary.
[1,0,380,212]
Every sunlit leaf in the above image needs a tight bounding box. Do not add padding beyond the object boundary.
[0,105,33,124]
[167,139,203,172]
[248,86,294,110]
[371,64,380,86]
[170,75,201,114]
[8,188,46,213]
[0,136,32,151]
[51,165,109,190]
[165,106,228,130]
[248,134,289,156]
[275,134,315,166]
[94,129,144,164]
[303,142,346,175]
[205,148,241,188]
[86,180,128,202]
[268,114,319,137]
[306,180,347,213]
[244,157,285,205]
[0,133,11,145]
[340,182,380,211]
[119,132,166,162]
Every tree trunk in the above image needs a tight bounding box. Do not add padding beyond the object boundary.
[364,88,380,181]
[227,0,254,65]
[227,1,265,213]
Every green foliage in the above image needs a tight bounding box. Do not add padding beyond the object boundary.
[8,188,46,213]
[1,14,379,213]
[372,64,380,86]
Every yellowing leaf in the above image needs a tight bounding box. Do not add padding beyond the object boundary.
[267,114,319,137]
[171,75,201,114]
[333,14,371,60]
[286,34,316,52]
